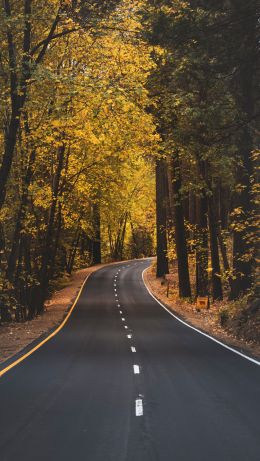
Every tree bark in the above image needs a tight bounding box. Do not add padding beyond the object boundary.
[156,158,169,277]
[171,153,191,298]
[195,160,208,297]
[39,144,65,312]
[195,192,208,297]
[6,148,36,282]
[208,193,223,300]
[0,0,32,210]
[92,202,102,264]
[229,0,258,298]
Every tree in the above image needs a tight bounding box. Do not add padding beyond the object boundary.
[142,0,259,301]
[0,0,158,321]
[155,158,169,277]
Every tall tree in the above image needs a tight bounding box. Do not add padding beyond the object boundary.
[155,158,169,277]
[170,152,191,297]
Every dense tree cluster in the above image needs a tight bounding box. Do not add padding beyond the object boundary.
[144,0,259,302]
[0,0,156,321]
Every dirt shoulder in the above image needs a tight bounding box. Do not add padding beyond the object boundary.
[0,263,110,364]
[144,266,260,361]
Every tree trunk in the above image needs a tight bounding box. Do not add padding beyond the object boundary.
[171,153,191,298]
[195,193,208,297]
[92,202,102,264]
[217,228,230,274]
[208,193,223,300]
[0,115,21,209]
[0,0,32,210]
[49,202,63,280]
[39,144,65,312]
[6,148,36,281]
[229,0,257,298]
[67,228,81,274]
[156,158,169,277]
[219,185,230,230]
[195,160,208,297]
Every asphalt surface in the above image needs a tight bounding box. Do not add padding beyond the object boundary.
[0,260,259,461]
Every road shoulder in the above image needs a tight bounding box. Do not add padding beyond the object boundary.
[143,266,260,361]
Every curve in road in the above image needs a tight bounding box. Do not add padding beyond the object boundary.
[0,260,259,461]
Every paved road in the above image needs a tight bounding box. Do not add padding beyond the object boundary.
[0,260,259,461]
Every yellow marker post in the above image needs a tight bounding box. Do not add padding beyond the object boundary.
[196,296,209,309]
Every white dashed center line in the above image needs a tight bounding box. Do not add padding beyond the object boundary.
[135,399,143,416]
[114,265,144,419]
[133,364,140,374]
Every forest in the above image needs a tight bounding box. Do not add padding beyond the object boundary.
[0,0,259,326]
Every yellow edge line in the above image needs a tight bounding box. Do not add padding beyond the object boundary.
[0,272,91,379]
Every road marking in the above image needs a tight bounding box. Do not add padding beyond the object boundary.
[119,310,123,314]
[131,346,136,353]
[121,317,125,321]
[135,399,143,416]
[115,294,118,297]
[133,364,140,374]
[142,267,260,367]
[127,334,132,339]
[0,270,93,379]
[117,304,121,307]
[124,325,128,329]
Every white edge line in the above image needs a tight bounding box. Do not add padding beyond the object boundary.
[142,267,260,367]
